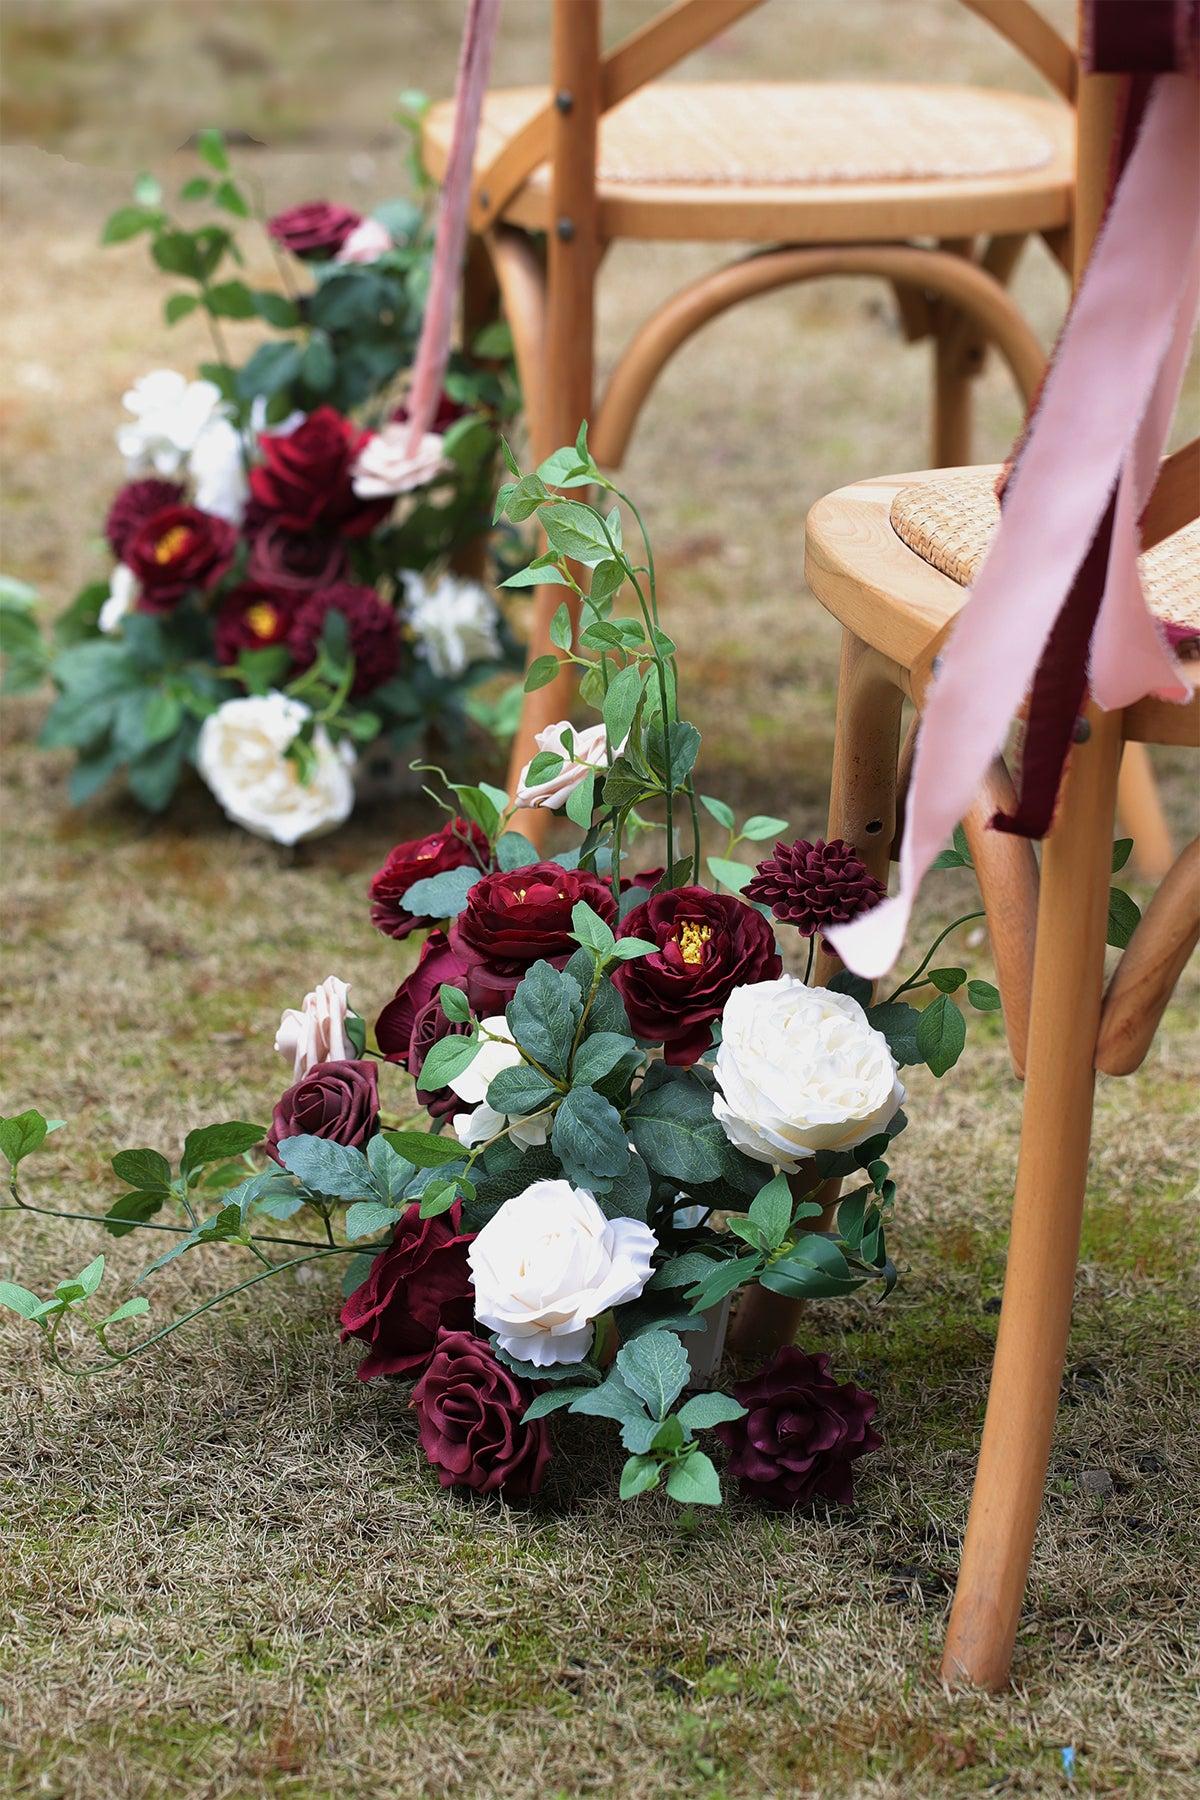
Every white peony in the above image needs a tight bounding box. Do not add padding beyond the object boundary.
[334,216,394,264]
[468,1179,658,1366]
[117,369,224,476]
[351,422,448,499]
[187,415,248,524]
[97,563,139,635]
[449,1016,550,1150]
[402,571,502,679]
[196,693,356,845]
[515,718,620,811]
[713,975,905,1171]
[274,975,353,1080]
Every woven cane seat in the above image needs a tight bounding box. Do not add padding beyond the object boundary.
[423,82,1073,242]
[890,470,1200,644]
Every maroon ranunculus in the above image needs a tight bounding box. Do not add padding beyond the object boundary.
[248,406,391,538]
[124,504,238,609]
[391,391,467,435]
[287,582,402,697]
[340,1201,475,1381]
[411,1328,551,1498]
[745,839,885,942]
[450,862,618,1013]
[375,930,472,1119]
[105,478,185,560]
[244,515,349,595]
[369,818,489,941]
[267,201,362,259]
[266,1057,380,1164]
[213,582,295,664]
[716,1345,881,1508]
[613,885,781,1066]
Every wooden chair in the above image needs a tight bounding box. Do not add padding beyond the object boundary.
[803,64,1199,1688]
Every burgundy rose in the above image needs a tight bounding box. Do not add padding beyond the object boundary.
[375,930,472,1119]
[340,1201,475,1381]
[124,504,237,609]
[266,1057,380,1164]
[745,839,885,942]
[620,866,665,894]
[248,406,391,538]
[716,1345,881,1508]
[267,201,362,259]
[369,818,489,941]
[450,862,618,1012]
[287,582,402,697]
[390,391,467,435]
[244,516,349,595]
[105,477,185,559]
[411,1328,551,1498]
[213,582,295,664]
[613,885,781,1066]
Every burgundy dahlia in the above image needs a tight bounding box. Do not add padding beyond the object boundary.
[244,516,349,596]
[375,929,472,1119]
[716,1345,881,1508]
[287,582,402,697]
[213,582,294,664]
[411,1328,551,1498]
[613,885,781,1066]
[267,200,362,259]
[105,478,185,559]
[369,818,489,941]
[124,504,238,609]
[266,1057,380,1164]
[450,862,618,1014]
[745,838,885,939]
[248,405,391,538]
[340,1201,475,1381]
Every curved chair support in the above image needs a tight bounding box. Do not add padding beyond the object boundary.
[484,225,548,453]
[590,243,1047,469]
[1095,835,1200,1075]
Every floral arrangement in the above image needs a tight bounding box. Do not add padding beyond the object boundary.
[1,126,521,840]
[2,437,1009,1509]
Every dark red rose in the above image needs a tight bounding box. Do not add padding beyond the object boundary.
[716,1345,881,1508]
[620,866,665,894]
[369,818,489,941]
[213,582,295,664]
[613,885,781,1066]
[266,1057,380,1164]
[287,582,402,697]
[248,406,391,538]
[745,839,885,941]
[267,201,362,259]
[390,391,467,435]
[244,516,349,595]
[411,1328,551,1498]
[450,862,618,1012]
[125,504,237,609]
[340,1201,475,1381]
[376,930,472,1119]
[105,478,185,559]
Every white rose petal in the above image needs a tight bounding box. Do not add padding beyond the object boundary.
[187,415,248,524]
[274,974,353,1080]
[351,423,448,499]
[98,563,139,636]
[515,719,623,812]
[448,1016,551,1150]
[334,217,394,264]
[468,1179,658,1366]
[117,369,224,477]
[403,571,501,679]
[713,975,905,1172]
[196,692,355,845]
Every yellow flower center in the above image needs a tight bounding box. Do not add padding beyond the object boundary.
[676,921,712,965]
[153,524,191,564]
[245,602,280,640]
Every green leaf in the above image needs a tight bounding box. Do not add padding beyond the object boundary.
[301,331,336,394]
[615,1331,690,1419]
[251,289,299,328]
[0,1281,43,1321]
[418,1180,460,1219]
[571,1031,637,1090]
[601,663,643,750]
[571,899,615,958]
[627,1076,722,1184]
[214,178,249,217]
[1107,887,1142,950]
[102,205,156,245]
[102,1296,151,1326]
[164,292,200,325]
[493,1340,602,1386]
[927,967,966,994]
[524,653,560,693]
[438,986,471,1024]
[537,445,593,489]
[0,1108,61,1168]
[344,1201,403,1242]
[706,856,755,895]
[570,1370,650,1426]
[916,994,966,1077]
[111,1148,172,1193]
[179,175,212,201]
[541,501,613,567]
[1111,838,1133,874]
[103,1189,169,1236]
[608,937,658,963]
[565,769,597,830]
[418,1032,481,1092]
[75,1254,105,1298]
[867,1001,923,1067]
[740,815,788,842]
[549,603,573,650]
[486,1065,559,1116]
[685,1253,762,1313]
[195,127,229,171]
[699,793,735,830]
[275,1135,373,1200]
[522,1387,593,1421]
[967,980,1002,1012]
[181,1121,265,1181]
[665,1448,722,1507]
[500,561,569,589]
[828,969,874,1008]
[205,279,255,318]
[677,1391,746,1432]
[133,172,162,206]
[552,1087,629,1185]
[399,865,480,919]
[619,1454,662,1499]
[506,961,582,1079]
[747,1171,793,1251]
[381,1129,464,1170]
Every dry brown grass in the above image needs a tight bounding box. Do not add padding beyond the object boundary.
[2,4,1199,1796]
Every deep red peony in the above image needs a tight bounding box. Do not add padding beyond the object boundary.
[375,930,471,1119]
[243,515,349,595]
[213,583,295,665]
[450,862,618,1013]
[411,1328,551,1498]
[340,1202,475,1381]
[613,885,782,1065]
[369,818,489,940]
[715,1345,881,1508]
[124,504,238,609]
[105,478,186,560]
[287,582,402,697]
[267,201,362,259]
[248,406,391,538]
[266,1058,380,1163]
[745,838,885,941]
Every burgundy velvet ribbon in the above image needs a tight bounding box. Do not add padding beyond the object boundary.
[1084,0,1199,73]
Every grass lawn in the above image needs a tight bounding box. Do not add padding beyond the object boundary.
[2,3,1197,1796]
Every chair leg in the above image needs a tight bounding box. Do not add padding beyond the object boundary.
[931,239,979,468]
[825,631,905,888]
[941,709,1123,1690]
[1116,742,1174,879]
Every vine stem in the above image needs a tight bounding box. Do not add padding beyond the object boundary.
[882,910,986,1005]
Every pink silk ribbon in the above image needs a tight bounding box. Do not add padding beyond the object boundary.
[829,73,1200,980]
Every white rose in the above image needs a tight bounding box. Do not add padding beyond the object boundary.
[196,693,355,845]
[515,719,622,811]
[98,563,139,635]
[274,975,353,1080]
[468,1179,658,1366]
[351,422,448,499]
[713,975,905,1171]
[449,1016,550,1150]
[116,369,224,476]
[187,416,248,524]
[334,217,394,264]
[403,571,501,679]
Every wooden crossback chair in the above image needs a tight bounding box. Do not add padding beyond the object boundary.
[803,62,1199,1689]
